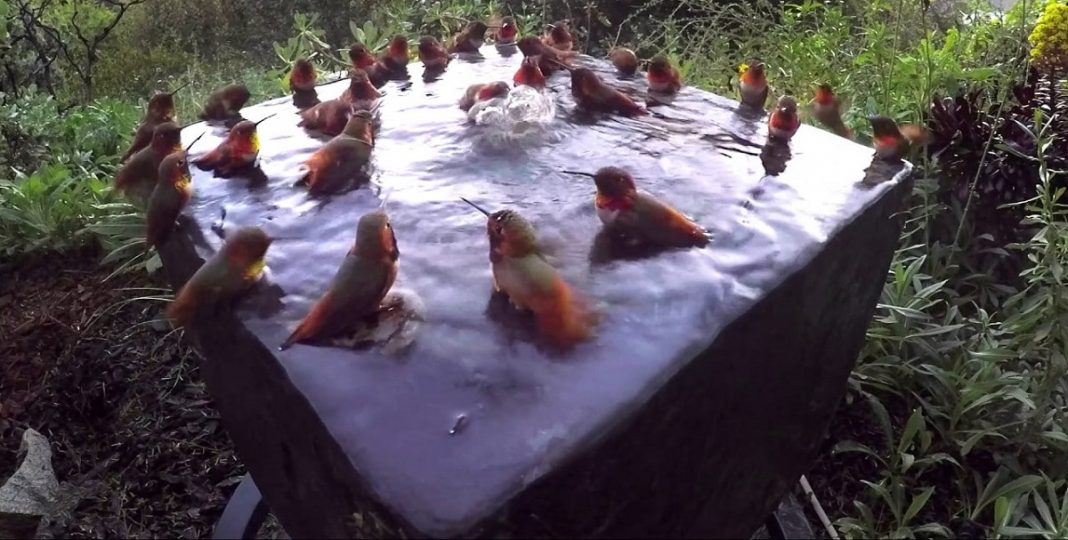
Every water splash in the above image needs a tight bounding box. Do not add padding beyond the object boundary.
[469,85,558,147]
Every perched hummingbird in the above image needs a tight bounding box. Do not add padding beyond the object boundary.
[299,110,375,195]
[609,47,638,76]
[114,121,183,206]
[517,36,576,74]
[513,56,546,89]
[564,167,709,248]
[280,210,399,350]
[461,198,593,349]
[298,99,354,137]
[869,115,930,161]
[193,115,274,177]
[738,62,769,110]
[167,226,273,329]
[199,83,251,124]
[647,56,682,95]
[121,82,187,163]
[768,96,801,141]
[570,68,646,116]
[459,81,510,111]
[145,139,199,252]
[339,68,381,110]
[810,84,852,139]
[289,58,320,110]
[380,35,410,74]
[450,21,489,53]
[496,16,519,45]
[542,20,574,51]
[417,36,452,71]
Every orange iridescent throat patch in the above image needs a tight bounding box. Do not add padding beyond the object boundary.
[595,192,632,211]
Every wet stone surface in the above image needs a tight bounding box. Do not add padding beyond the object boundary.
[169,45,908,537]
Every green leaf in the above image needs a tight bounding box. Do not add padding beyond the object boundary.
[903,486,934,525]
[898,409,924,455]
[833,440,883,461]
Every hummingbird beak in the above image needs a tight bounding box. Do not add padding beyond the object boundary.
[561,170,595,178]
[266,235,302,243]
[379,187,393,210]
[165,80,191,97]
[545,57,574,71]
[460,197,492,217]
[254,113,278,126]
[183,132,206,153]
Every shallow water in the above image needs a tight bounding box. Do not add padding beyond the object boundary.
[178,45,904,535]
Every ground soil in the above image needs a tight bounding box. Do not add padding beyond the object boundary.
[0,246,243,538]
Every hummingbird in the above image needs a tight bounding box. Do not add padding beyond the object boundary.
[461,198,593,349]
[280,210,399,350]
[349,42,377,71]
[541,20,574,51]
[459,81,510,111]
[199,83,251,124]
[517,36,576,74]
[339,68,381,110]
[380,35,410,74]
[417,36,452,70]
[768,96,801,141]
[145,134,203,252]
[513,56,546,89]
[496,16,519,45]
[114,121,183,206]
[570,67,646,116]
[738,62,769,110]
[192,114,274,177]
[609,47,638,76]
[563,167,710,248]
[298,99,354,137]
[449,21,489,53]
[289,58,320,110]
[299,110,375,195]
[810,84,852,139]
[647,56,682,95]
[121,82,187,163]
[869,115,930,161]
[167,226,273,329]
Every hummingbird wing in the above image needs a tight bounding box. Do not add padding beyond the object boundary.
[166,254,232,328]
[192,141,232,172]
[145,185,182,250]
[625,193,710,248]
[114,149,154,191]
[505,255,591,347]
[304,138,371,194]
[607,89,646,116]
[122,122,155,163]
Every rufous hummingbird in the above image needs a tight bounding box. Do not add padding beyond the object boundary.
[449,21,489,53]
[350,42,377,71]
[167,226,273,328]
[299,110,375,195]
[340,68,381,110]
[513,56,546,89]
[145,133,203,252]
[114,121,183,206]
[609,47,638,76]
[298,99,354,137]
[193,114,275,177]
[122,82,187,163]
[738,61,769,110]
[869,115,930,160]
[647,55,682,95]
[563,167,710,248]
[459,81,510,111]
[199,83,251,124]
[289,58,320,109]
[768,96,800,141]
[810,84,852,139]
[461,198,593,349]
[418,36,452,71]
[380,35,410,74]
[496,16,519,45]
[280,210,399,350]
[542,20,574,51]
[517,36,576,74]
[569,67,646,116]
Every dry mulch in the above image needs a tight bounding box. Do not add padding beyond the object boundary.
[0,246,243,538]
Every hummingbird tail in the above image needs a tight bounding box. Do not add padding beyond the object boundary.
[166,283,199,329]
[535,278,594,349]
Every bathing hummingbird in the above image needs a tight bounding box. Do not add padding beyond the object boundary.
[513,56,546,89]
[417,36,452,71]
[298,99,354,137]
[114,121,183,207]
[280,210,399,350]
[167,226,273,329]
[768,96,801,141]
[299,110,375,195]
[563,167,710,248]
[121,82,188,163]
[517,36,576,74]
[461,198,594,349]
[647,56,682,95]
[541,20,574,51]
[289,58,320,109]
[459,81,510,111]
[869,115,930,161]
[349,42,390,87]
[496,16,519,45]
[380,35,410,74]
[609,47,639,76]
[449,21,490,53]
[145,134,204,252]
[809,84,852,139]
[569,67,646,116]
[199,83,251,125]
[339,68,381,110]
[738,61,769,110]
[192,114,275,178]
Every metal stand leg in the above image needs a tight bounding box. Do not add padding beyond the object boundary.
[213,474,270,540]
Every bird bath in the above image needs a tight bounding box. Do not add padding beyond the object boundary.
[159,44,911,538]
